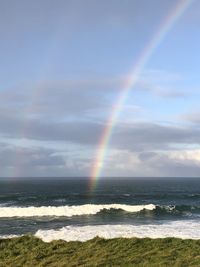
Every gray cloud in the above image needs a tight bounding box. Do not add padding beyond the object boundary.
[0,79,121,145]
[138,151,157,161]
[137,152,200,177]
[102,150,200,177]
[1,104,200,153]
[0,144,91,177]
[181,112,200,124]
[111,122,200,152]
[0,78,124,119]
[0,78,197,178]
[0,75,191,157]
[0,145,64,167]
[1,115,200,177]
[0,113,103,145]
[1,141,200,177]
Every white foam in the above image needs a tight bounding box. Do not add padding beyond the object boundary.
[35,220,200,242]
[0,204,155,218]
[0,234,20,239]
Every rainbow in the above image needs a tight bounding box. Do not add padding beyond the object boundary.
[89,0,194,192]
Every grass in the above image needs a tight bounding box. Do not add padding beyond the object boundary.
[0,235,200,266]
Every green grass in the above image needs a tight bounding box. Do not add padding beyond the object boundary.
[0,235,200,266]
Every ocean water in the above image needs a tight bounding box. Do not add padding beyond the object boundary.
[1,178,200,241]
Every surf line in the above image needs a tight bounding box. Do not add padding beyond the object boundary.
[89,0,194,192]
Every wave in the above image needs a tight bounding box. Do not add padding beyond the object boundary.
[1,203,200,218]
[0,201,18,207]
[2,221,200,241]
[0,204,155,218]
[0,234,20,239]
[155,205,200,216]
[34,221,200,242]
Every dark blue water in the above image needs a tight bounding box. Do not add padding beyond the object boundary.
[0,178,200,239]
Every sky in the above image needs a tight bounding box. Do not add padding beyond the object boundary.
[1,0,200,178]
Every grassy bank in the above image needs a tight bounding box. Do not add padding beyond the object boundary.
[0,235,200,266]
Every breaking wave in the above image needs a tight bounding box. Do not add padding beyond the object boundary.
[2,221,200,241]
[35,221,200,242]
[1,203,200,218]
[0,204,155,218]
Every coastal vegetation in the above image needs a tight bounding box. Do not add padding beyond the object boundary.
[0,235,200,266]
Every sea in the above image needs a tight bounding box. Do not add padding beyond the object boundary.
[0,178,200,242]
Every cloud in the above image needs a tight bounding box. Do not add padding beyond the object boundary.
[0,80,111,118]
[181,112,200,124]
[1,117,200,177]
[0,114,104,145]
[1,102,200,153]
[101,149,200,177]
[138,151,157,161]
[0,75,198,178]
[111,122,200,152]
[146,151,200,177]
[0,144,91,177]
[0,78,123,145]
